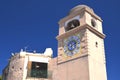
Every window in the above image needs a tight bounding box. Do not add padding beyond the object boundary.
[95,42,98,47]
[91,19,96,27]
[27,62,48,78]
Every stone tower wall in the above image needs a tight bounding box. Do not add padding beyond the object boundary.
[7,54,25,80]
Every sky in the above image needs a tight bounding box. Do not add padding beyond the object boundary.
[0,0,120,80]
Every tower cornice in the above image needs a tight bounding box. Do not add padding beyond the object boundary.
[56,24,105,40]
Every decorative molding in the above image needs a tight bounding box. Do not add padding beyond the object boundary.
[56,24,105,40]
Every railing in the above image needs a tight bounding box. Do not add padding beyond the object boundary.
[27,69,53,79]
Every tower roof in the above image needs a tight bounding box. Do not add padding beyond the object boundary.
[59,4,102,25]
[69,5,94,15]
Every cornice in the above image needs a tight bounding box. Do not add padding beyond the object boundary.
[56,24,105,40]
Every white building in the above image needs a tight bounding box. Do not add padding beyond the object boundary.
[2,48,57,80]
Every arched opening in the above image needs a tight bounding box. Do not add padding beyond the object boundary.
[65,19,80,31]
[91,19,96,27]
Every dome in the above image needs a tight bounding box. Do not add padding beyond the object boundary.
[69,5,94,15]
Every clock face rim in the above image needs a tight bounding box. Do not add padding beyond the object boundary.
[64,35,80,56]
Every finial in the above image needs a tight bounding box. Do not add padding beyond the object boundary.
[20,49,24,52]
[11,53,14,56]
[33,50,36,53]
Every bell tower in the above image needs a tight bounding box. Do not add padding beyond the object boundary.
[56,5,107,80]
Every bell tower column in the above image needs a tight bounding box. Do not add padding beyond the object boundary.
[56,5,107,80]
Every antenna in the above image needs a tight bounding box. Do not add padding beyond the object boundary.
[20,49,24,52]
[33,50,36,53]
[24,46,29,52]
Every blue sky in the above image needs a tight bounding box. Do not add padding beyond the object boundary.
[0,0,120,80]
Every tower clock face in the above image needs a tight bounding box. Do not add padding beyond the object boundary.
[64,35,80,56]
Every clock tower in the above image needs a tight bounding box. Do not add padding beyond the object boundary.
[56,5,107,80]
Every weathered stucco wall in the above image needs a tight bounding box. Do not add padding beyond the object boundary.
[7,54,25,80]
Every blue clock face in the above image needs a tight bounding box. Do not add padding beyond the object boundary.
[64,35,80,56]
[67,40,77,51]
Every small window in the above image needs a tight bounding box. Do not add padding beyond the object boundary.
[95,42,98,47]
[91,19,96,27]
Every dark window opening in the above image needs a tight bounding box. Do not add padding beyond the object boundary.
[30,62,48,78]
[65,19,80,31]
[96,42,98,47]
[91,19,96,27]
